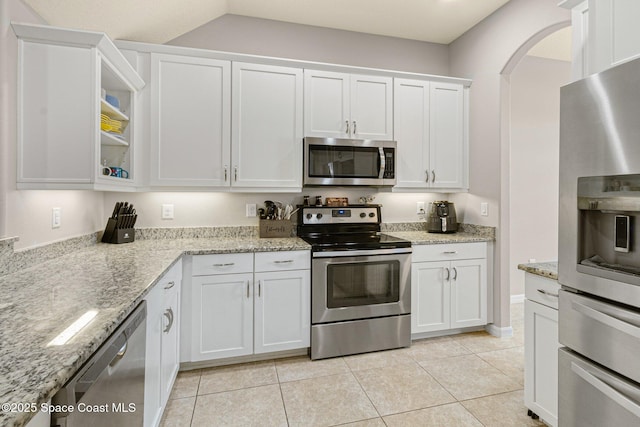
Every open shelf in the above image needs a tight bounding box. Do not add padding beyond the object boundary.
[101,131,129,146]
[100,98,129,121]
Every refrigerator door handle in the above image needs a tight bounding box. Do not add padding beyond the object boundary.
[571,361,640,418]
[572,300,640,339]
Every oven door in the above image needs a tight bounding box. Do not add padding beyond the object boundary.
[312,248,411,323]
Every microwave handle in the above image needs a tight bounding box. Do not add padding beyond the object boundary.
[378,147,386,179]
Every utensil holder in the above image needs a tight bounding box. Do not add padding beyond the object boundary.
[101,218,135,244]
[259,219,296,238]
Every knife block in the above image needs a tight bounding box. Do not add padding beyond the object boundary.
[101,218,135,244]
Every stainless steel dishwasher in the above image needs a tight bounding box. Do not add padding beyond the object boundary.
[52,301,146,427]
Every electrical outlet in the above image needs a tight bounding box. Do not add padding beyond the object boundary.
[480,202,488,217]
[416,201,425,215]
[161,204,174,220]
[529,258,537,263]
[246,203,257,217]
[52,207,61,229]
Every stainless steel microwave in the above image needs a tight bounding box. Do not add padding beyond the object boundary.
[303,137,397,186]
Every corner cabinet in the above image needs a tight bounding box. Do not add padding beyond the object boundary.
[185,251,310,363]
[411,243,487,334]
[304,70,393,140]
[12,23,144,191]
[145,261,182,427]
[394,78,468,191]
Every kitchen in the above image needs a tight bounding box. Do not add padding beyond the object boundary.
[1,0,638,426]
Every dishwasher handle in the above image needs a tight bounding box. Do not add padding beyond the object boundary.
[54,302,147,406]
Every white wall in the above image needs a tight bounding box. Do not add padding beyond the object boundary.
[168,14,451,76]
[509,55,570,296]
[448,0,570,327]
[103,189,445,228]
[0,0,105,249]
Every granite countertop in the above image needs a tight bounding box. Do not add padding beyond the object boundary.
[385,231,494,244]
[0,225,494,427]
[517,261,558,280]
[0,236,309,427]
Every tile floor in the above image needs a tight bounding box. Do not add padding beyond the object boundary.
[161,303,545,426]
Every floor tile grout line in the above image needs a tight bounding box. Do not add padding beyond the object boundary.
[273,360,292,427]
[189,371,202,427]
[349,369,385,420]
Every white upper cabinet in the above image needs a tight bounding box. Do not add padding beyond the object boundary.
[304,70,393,140]
[13,23,144,191]
[150,54,230,187]
[565,0,640,78]
[232,62,303,190]
[394,78,468,191]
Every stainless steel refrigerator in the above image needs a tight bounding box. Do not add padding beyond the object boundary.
[558,57,640,426]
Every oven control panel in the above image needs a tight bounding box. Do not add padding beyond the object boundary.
[301,206,380,224]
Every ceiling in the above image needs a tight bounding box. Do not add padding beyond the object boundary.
[24,0,512,45]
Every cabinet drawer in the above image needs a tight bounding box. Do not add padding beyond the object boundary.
[255,250,310,272]
[525,274,560,310]
[412,242,486,262]
[192,253,253,276]
[158,262,182,298]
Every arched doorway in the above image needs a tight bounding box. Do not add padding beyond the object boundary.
[499,22,571,327]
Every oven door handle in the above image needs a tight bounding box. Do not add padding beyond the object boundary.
[313,247,412,258]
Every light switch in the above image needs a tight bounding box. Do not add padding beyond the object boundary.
[161,204,174,220]
[480,202,488,217]
[246,203,257,217]
[416,201,425,214]
[52,207,61,228]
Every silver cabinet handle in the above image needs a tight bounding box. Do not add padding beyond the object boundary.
[224,165,228,182]
[164,280,175,290]
[274,260,294,264]
[353,120,357,134]
[258,280,261,297]
[213,262,235,267]
[110,341,128,367]
[537,289,559,298]
[452,267,458,280]
[426,170,429,183]
[247,281,250,298]
[235,166,238,182]
[431,170,436,182]
[443,251,458,254]
[163,307,174,333]
[445,267,450,281]
[346,120,350,135]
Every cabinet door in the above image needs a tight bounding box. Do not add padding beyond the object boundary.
[160,285,180,404]
[393,78,430,188]
[254,269,310,353]
[232,62,303,189]
[304,70,350,138]
[190,273,253,361]
[590,0,640,74]
[429,82,465,189]
[525,299,559,427]
[150,54,231,187]
[450,259,487,329]
[411,261,450,333]
[350,74,393,140]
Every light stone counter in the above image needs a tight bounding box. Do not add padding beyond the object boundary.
[517,261,558,280]
[0,236,309,427]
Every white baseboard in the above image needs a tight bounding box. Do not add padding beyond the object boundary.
[485,324,513,338]
[511,294,525,304]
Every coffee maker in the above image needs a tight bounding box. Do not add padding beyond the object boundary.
[427,201,458,233]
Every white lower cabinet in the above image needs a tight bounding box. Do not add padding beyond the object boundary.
[411,243,487,334]
[524,273,560,427]
[145,261,182,427]
[187,251,310,363]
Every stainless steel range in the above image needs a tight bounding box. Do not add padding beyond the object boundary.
[297,204,412,360]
